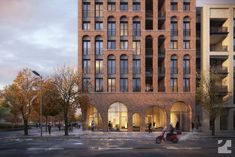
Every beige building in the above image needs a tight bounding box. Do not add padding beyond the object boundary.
[78,0,196,132]
[198,4,235,132]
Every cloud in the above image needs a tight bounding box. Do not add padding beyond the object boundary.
[0,0,77,90]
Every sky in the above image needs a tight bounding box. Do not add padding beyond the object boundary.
[0,0,235,90]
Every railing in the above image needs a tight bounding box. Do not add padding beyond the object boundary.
[183,29,191,37]
[107,29,116,36]
[171,29,178,37]
[211,66,228,74]
[210,45,228,51]
[145,48,153,56]
[210,27,228,34]
[146,10,153,17]
[133,29,141,37]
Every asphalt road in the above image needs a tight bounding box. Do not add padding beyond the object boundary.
[0,129,234,157]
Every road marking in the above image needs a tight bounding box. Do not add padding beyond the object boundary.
[27,147,64,151]
[73,142,83,145]
[165,146,202,150]
[97,147,133,150]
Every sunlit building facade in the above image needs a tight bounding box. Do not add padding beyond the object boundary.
[78,0,196,131]
[197,4,235,132]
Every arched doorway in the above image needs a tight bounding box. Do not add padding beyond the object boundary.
[170,102,190,131]
[145,106,166,131]
[108,102,128,131]
[132,113,141,131]
[87,105,102,130]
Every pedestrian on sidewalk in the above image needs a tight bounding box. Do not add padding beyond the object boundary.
[91,120,95,131]
[148,122,152,133]
[108,121,112,131]
[48,123,52,135]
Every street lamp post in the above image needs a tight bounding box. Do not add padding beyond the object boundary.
[32,70,43,137]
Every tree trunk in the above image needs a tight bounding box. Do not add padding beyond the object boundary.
[211,119,215,136]
[64,111,69,136]
[23,119,28,136]
[45,115,48,132]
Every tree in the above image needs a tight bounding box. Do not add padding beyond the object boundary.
[196,70,229,135]
[53,66,82,136]
[4,69,37,135]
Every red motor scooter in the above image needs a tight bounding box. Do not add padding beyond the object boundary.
[156,131,178,144]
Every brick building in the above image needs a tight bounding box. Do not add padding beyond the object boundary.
[78,0,196,132]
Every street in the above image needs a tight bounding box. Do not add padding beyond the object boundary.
[0,128,234,157]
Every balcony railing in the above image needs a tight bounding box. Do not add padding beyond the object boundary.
[145,48,153,56]
[183,29,191,37]
[210,45,228,52]
[171,29,178,37]
[210,27,228,34]
[211,66,228,74]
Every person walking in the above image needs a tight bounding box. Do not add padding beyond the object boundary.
[108,121,112,131]
[48,123,52,135]
[91,120,95,131]
[148,122,152,133]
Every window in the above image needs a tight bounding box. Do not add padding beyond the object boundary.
[120,17,128,36]
[170,40,178,49]
[95,21,103,30]
[132,78,141,92]
[133,59,140,74]
[95,3,103,18]
[82,36,90,55]
[83,60,90,74]
[120,40,128,49]
[170,78,178,92]
[82,3,90,18]
[120,2,128,11]
[133,41,140,55]
[82,22,90,30]
[183,40,190,49]
[170,55,177,74]
[170,17,178,37]
[183,17,190,37]
[95,60,103,74]
[95,36,103,55]
[108,17,116,36]
[133,17,141,36]
[183,55,190,74]
[183,2,190,11]
[171,2,177,11]
[108,55,116,74]
[95,78,103,92]
[120,55,128,74]
[108,2,115,11]
[108,79,116,92]
[183,78,190,92]
[108,40,116,49]
[82,78,90,92]
[120,79,128,92]
[133,2,140,11]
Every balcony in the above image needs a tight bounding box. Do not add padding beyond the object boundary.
[211,66,228,75]
[210,27,228,34]
[215,85,228,96]
[210,45,228,52]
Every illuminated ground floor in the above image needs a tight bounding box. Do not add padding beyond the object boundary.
[84,93,195,132]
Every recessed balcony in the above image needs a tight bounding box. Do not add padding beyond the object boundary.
[210,45,228,52]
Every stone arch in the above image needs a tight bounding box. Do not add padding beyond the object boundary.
[108,102,128,131]
[145,106,166,131]
[170,101,191,131]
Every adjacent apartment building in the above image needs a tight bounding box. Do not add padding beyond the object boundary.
[196,4,235,132]
[78,0,196,132]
